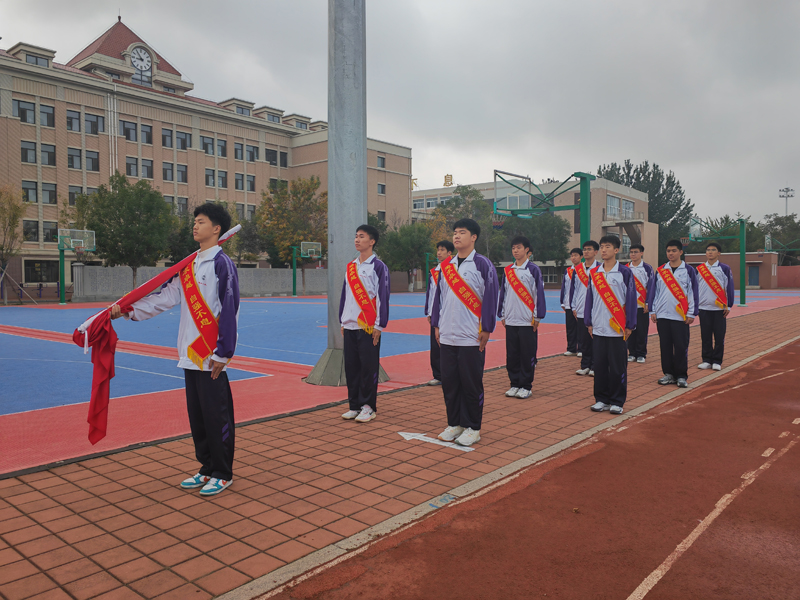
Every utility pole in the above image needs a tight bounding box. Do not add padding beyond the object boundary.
[779,187,794,217]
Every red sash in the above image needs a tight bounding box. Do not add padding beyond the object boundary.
[441,256,482,330]
[697,264,727,309]
[566,266,575,280]
[505,264,535,322]
[430,266,440,285]
[180,261,220,369]
[575,263,590,287]
[631,270,647,308]
[591,268,627,338]
[347,261,377,334]
[657,264,689,321]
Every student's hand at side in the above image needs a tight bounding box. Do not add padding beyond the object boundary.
[501,319,505,327]
[341,327,344,338]
[643,306,649,314]
[427,316,431,325]
[723,307,730,317]
[109,304,122,320]
[210,360,225,380]
[686,317,695,325]
[532,320,539,332]
[650,313,657,323]
[587,326,593,338]
[435,327,440,346]
[624,328,633,340]
[372,330,381,346]
[478,331,489,352]
[573,310,578,319]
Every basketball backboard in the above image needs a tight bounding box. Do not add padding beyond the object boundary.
[58,229,96,252]
[301,241,322,258]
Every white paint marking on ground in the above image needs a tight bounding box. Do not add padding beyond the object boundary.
[793,418,800,425]
[762,448,775,457]
[779,431,789,438]
[397,432,474,453]
[626,439,797,600]
[741,470,755,480]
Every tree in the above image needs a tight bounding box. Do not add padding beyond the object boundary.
[684,213,764,256]
[430,185,505,262]
[258,176,327,266]
[228,217,265,267]
[762,213,800,265]
[377,222,434,281]
[368,212,389,237]
[166,210,197,264]
[0,186,25,300]
[77,172,173,286]
[598,160,695,264]
[500,212,572,264]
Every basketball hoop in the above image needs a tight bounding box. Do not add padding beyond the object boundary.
[680,236,690,249]
[75,246,86,263]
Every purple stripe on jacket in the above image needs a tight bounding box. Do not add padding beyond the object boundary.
[213,251,240,359]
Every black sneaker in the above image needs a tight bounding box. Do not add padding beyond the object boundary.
[658,374,676,385]
[677,378,688,388]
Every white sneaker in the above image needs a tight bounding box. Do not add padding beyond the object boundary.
[609,405,624,415]
[712,364,722,371]
[636,357,646,363]
[627,355,636,363]
[428,379,442,386]
[588,370,595,377]
[698,362,711,370]
[576,368,590,376]
[505,387,520,397]
[455,428,481,446]
[342,410,359,420]
[590,402,609,412]
[515,388,532,399]
[577,352,583,357]
[354,405,376,423]
[563,351,576,356]
[438,426,465,442]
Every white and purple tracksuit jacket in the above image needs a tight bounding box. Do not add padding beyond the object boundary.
[339,254,390,331]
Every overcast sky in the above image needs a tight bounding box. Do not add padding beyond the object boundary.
[3,0,798,222]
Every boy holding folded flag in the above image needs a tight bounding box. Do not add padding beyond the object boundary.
[110,203,240,496]
[339,224,390,423]
[585,235,637,414]
[498,236,546,399]
[696,242,734,371]
[647,239,699,388]
[431,218,498,447]
[626,244,654,364]
[425,240,455,386]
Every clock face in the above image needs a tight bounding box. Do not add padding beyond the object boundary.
[131,47,151,71]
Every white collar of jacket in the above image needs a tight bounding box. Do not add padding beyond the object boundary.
[457,250,477,264]
[196,245,221,265]
[666,261,686,271]
[584,259,598,270]
[599,260,620,274]
[354,253,375,266]
[511,259,530,270]
[705,260,720,268]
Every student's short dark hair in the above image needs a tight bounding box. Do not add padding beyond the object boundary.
[599,235,621,249]
[570,247,583,256]
[436,240,455,253]
[583,240,599,250]
[510,236,531,251]
[630,244,645,252]
[194,202,231,236]
[356,224,380,246]
[665,239,684,251]
[453,218,480,241]
[706,242,722,251]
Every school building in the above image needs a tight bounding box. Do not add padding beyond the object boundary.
[0,18,412,298]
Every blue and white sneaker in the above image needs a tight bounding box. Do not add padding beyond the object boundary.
[199,478,232,496]
[180,473,211,489]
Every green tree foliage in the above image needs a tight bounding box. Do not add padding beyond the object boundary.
[430,185,505,262]
[500,212,572,264]
[684,213,763,256]
[368,212,389,237]
[0,185,25,279]
[762,213,800,265]
[598,160,695,263]
[77,172,173,286]
[228,216,265,267]
[258,176,327,266]
[166,210,197,264]
[377,222,434,274]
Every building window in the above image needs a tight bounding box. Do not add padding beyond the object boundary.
[23,221,39,242]
[126,157,138,177]
[236,106,251,116]
[42,183,57,205]
[234,143,243,160]
[43,221,58,243]
[622,234,631,256]
[265,149,277,166]
[236,203,245,220]
[377,210,386,222]
[41,144,56,166]
[246,145,258,162]
[280,151,288,168]
[162,128,173,148]
[131,48,152,87]
[177,197,188,215]
[218,171,227,189]
[201,136,214,155]
[141,124,153,145]
[247,175,255,192]
[141,159,153,179]
[217,139,227,158]
[119,120,137,142]
[69,186,82,206]
[205,168,215,187]
[163,86,176,93]
[177,164,188,183]
[22,181,37,203]
[176,131,191,150]
[40,105,55,128]
[85,113,105,134]
[164,195,174,209]
[377,156,386,168]
[13,100,36,124]
[622,199,635,220]
[426,198,436,208]
[86,151,99,172]
[269,179,288,192]
[68,148,81,170]
[378,183,386,195]
[439,196,452,204]
[66,110,80,131]
[235,173,244,190]
[87,187,98,196]
[25,260,62,283]
[606,194,620,219]
[267,114,280,123]
[21,141,37,163]
[26,54,49,67]
[413,199,424,209]
[163,162,173,181]
[247,205,256,220]
[295,122,308,130]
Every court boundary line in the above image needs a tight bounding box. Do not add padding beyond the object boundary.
[216,332,800,600]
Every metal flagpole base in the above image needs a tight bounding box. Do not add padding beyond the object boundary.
[305,348,390,386]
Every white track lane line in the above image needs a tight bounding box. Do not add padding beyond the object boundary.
[625,439,797,600]
[762,448,775,457]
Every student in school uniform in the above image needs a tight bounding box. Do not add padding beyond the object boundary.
[561,248,583,356]
[585,235,637,414]
[498,236,546,399]
[626,244,655,364]
[647,239,699,389]
[111,203,240,496]
[571,240,600,376]
[340,225,390,423]
[431,218,499,447]
[696,242,734,372]
[425,240,455,386]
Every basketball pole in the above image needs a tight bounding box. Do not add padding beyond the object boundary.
[59,246,66,305]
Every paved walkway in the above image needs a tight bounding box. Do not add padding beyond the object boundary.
[2,304,799,600]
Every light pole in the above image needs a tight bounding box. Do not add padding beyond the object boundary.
[779,187,794,217]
